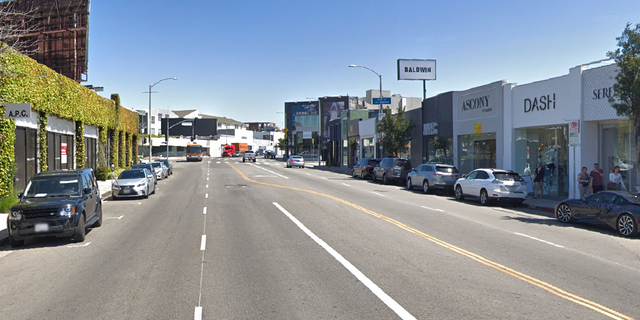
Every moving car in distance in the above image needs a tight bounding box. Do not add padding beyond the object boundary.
[186,143,204,162]
[454,168,527,206]
[7,168,102,247]
[264,150,276,159]
[222,144,235,157]
[243,151,256,163]
[112,168,155,199]
[407,163,460,193]
[555,191,640,237]
[352,158,380,179]
[286,155,305,168]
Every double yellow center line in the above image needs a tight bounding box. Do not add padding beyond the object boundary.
[228,163,635,320]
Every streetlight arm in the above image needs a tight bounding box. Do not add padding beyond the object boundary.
[151,77,179,88]
[349,64,381,78]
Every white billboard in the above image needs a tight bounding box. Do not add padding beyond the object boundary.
[397,59,436,80]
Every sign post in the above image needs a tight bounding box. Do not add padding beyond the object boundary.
[569,120,580,199]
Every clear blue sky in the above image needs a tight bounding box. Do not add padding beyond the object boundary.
[88,0,640,126]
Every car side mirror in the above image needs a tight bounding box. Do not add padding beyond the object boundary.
[17,193,23,199]
[83,187,92,195]
[462,174,467,179]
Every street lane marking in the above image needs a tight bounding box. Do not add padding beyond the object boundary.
[67,242,91,248]
[200,235,206,251]
[371,192,385,197]
[205,193,208,199]
[321,177,328,180]
[106,215,124,220]
[342,183,351,187]
[194,306,202,320]
[203,207,207,214]
[248,163,289,179]
[229,163,634,320]
[217,162,221,164]
[206,177,209,181]
[206,184,209,188]
[514,232,564,248]
[421,206,444,212]
[273,202,416,320]
[0,251,14,259]
[305,173,311,176]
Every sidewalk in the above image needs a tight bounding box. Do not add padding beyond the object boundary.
[310,165,562,213]
[0,179,114,245]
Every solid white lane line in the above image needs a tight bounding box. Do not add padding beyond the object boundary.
[371,192,385,197]
[203,207,207,214]
[342,183,351,187]
[248,163,289,179]
[272,202,416,320]
[194,307,202,320]
[205,193,208,199]
[200,235,206,251]
[421,206,444,212]
[514,232,564,248]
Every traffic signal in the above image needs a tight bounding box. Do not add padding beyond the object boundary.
[260,124,265,131]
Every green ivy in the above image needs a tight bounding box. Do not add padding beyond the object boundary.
[118,131,125,168]
[0,107,16,199]
[125,132,131,166]
[38,112,48,171]
[132,135,139,164]
[98,127,107,167]
[109,129,118,167]
[75,121,85,169]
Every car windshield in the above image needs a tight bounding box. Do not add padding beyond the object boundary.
[23,177,81,198]
[119,170,146,179]
[291,156,303,159]
[151,162,161,168]
[187,145,203,153]
[436,166,459,173]
[494,172,523,181]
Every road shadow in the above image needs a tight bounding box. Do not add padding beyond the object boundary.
[0,228,95,251]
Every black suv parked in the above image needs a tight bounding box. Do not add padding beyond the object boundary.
[7,168,102,247]
[372,157,412,185]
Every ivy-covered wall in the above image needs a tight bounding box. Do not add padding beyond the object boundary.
[0,45,139,199]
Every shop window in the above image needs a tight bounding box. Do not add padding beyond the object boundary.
[458,133,496,175]
[515,126,568,197]
[426,136,453,164]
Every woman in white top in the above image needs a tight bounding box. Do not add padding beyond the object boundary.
[609,165,627,191]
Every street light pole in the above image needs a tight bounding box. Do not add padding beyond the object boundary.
[349,64,383,157]
[147,77,178,162]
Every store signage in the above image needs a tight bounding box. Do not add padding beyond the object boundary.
[61,143,68,164]
[593,86,614,100]
[462,95,491,112]
[458,90,496,121]
[397,59,437,80]
[524,93,556,113]
[4,103,31,119]
[474,122,482,133]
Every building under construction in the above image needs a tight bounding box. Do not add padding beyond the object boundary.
[1,0,90,82]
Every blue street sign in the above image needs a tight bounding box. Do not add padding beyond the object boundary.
[373,97,391,104]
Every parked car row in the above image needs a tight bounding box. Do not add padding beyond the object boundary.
[6,159,175,247]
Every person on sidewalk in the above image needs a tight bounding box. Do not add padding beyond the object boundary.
[608,165,627,191]
[533,162,545,199]
[590,163,604,194]
[577,166,591,200]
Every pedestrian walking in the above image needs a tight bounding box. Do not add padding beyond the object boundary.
[590,163,604,194]
[608,165,627,191]
[577,166,591,199]
[533,162,545,199]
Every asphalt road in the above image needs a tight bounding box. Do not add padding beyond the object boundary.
[1,158,640,320]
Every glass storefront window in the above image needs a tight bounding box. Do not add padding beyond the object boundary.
[362,138,375,158]
[426,136,453,164]
[600,121,637,192]
[458,133,497,174]
[514,126,568,197]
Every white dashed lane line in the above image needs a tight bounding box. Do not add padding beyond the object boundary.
[203,207,207,214]
[421,206,444,212]
[200,235,206,251]
[514,232,564,248]
[371,192,385,197]
[342,183,351,187]
[248,163,289,179]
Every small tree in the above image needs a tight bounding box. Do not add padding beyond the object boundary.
[433,136,451,162]
[277,138,286,151]
[0,2,39,56]
[376,106,414,157]
[607,22,640,186]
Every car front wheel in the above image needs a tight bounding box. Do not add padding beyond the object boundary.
[455,186,464,201]
[617,213,637,237]
[382,174,388,185]
[73,213,86,243]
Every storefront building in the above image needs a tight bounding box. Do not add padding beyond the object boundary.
[506,66,583,198]
[359,118,377,159]
[422,91,454,167]
[284,101,319,156]
[582,63,637,193]
[453,81,508,175]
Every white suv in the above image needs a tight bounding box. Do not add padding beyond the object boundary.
[454,169,527,206]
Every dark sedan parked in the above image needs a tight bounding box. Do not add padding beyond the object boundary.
[352,158,380,179]
[555,191,640,237]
